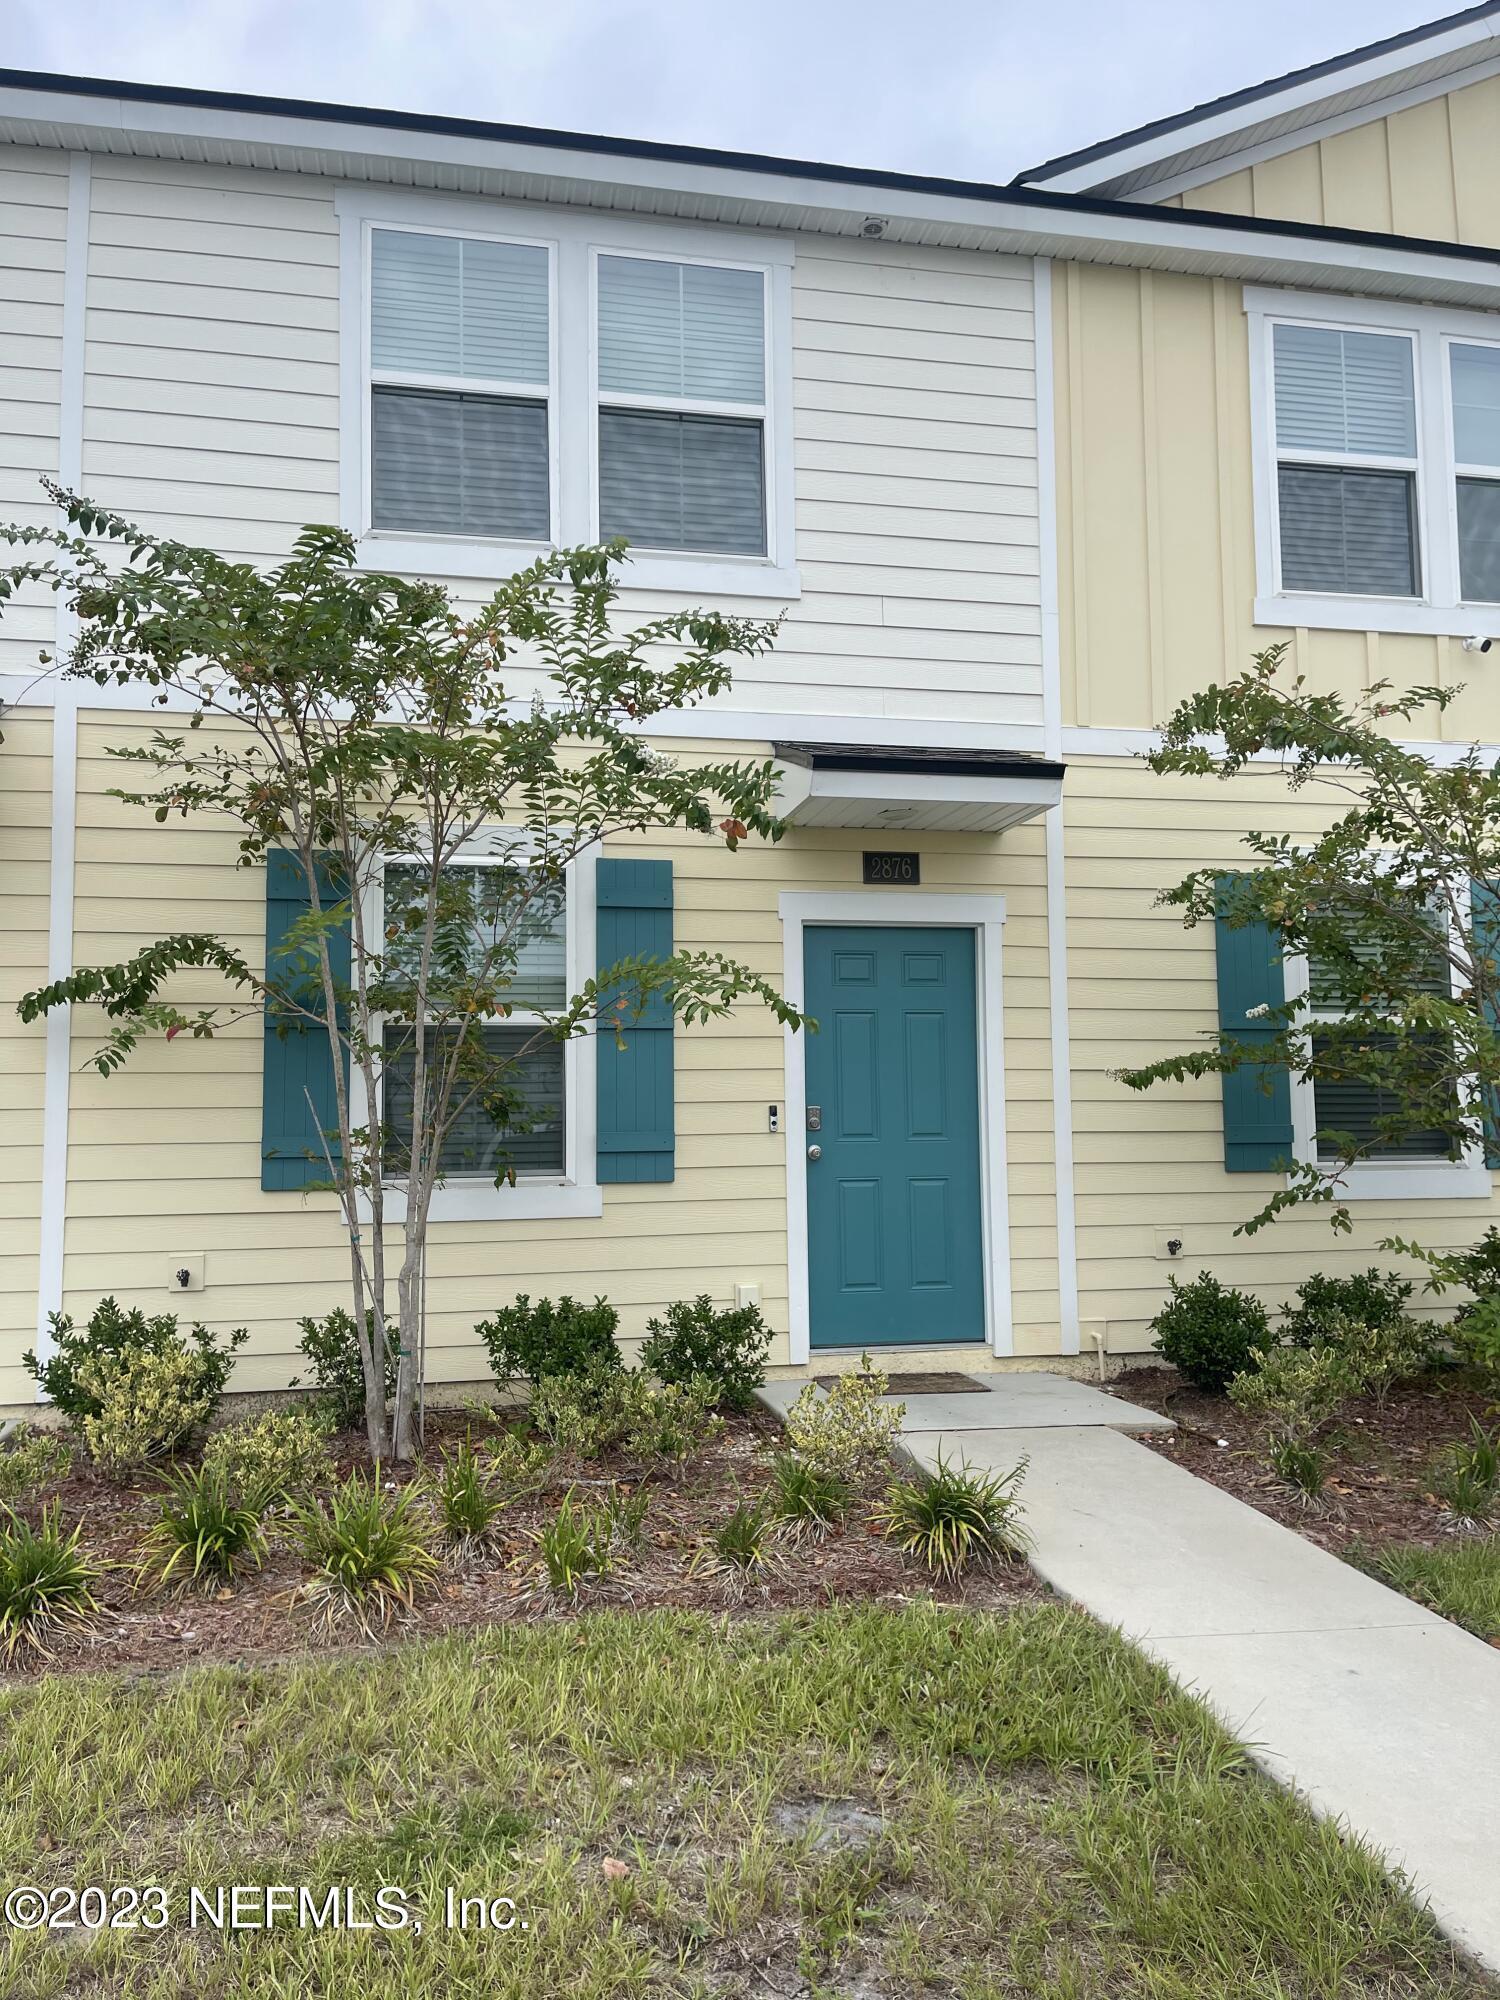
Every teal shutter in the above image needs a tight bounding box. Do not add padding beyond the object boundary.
[261,850,351,1192]
[1472,879,1500,1169]
[1214,877,1293,1173]
[596,858,674,1184]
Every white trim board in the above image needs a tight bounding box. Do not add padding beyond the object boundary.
[34,152,91,1382]
[777,889,1011,1367]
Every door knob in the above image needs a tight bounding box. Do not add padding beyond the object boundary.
[807,1144,822,1161]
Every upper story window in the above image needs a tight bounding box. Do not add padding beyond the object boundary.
[1248,287,1500,641]
[341,194,798,597]
[596,254,768,558]
[369,227,553,543]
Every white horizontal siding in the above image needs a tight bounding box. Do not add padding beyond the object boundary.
[0,150,67,677]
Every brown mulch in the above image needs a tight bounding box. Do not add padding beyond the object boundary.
[5,1406,1041,1682]
[1106,1365,1496,1556]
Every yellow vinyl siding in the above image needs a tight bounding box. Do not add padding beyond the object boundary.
[27,713,1064,1398]
[1182,72,1500,247]
[1066,757,1500,1353]
[0,710,51,1402]
[1052,256,1500,740]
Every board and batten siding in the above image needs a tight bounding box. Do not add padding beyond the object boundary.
[1051,254,1500,740]
[45,714,1063,1397]
[1065,756,1500,1353]
[62,156,1042,735]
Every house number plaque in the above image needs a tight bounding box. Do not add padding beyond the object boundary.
[862,850,920,885]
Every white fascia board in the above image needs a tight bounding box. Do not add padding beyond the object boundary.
[1021,15,1500,193]
[775,766,1063,825]
[9,84,1500,308]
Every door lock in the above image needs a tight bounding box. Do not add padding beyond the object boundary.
[806,1105,822,1131]
[807,1144,822,1161]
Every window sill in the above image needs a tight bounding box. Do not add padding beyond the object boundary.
[375,1181,604,1224]
[1299,1159,1492,1202]
[355,534,800,600]
[1254,594,1500,640]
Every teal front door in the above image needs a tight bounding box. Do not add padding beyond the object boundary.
[804,925,985,1348]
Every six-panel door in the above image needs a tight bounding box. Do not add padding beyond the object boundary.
[803,924,985,1347]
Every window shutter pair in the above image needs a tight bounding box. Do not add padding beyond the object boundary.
[1213,876,1500,1174]
[259,853,676,1191]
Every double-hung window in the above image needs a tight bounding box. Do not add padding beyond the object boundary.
[595,253,769,558]
[1288,900,1489,1198]
[379,856,569,1184]
[1249,289,1500,637]
[368,226,553,543]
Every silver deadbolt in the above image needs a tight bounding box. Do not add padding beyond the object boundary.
[806,1104,822,1131]
[807,1144,822,1161]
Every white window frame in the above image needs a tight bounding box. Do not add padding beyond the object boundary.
[336,187,799,599]
[349,834,601,1224]
[361,217,560,562]
[1283,883,1490,1202]
[1246,285,1500,639]
[1443,327,1500,609]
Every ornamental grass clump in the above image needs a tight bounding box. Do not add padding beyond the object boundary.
[432,1439,508,1553]
[1429,1419,1500,1531]
[694,1501,774,1599]
[782,1356,904,1484]
[137,1464,268,1594]
[0,1505,101,1660]
[878,1453,1030,1577]
[768,1453,850,1542]
[527,1491,614,1601]
[291,1471,438,1632]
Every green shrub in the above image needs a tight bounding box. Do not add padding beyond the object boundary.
[0,1504,100,1659]
[782,1356,905,1484]
[292,1309,397,1431]
[768,1453,849,1541]
[529,1364,721,1467]
[79,1344,231,1468]
[1268,1435,1328,1503]
[201,1407,334,1505]
[484,1428,556,1494]
[1452,1295,1500,1382]
[433,1440,507,1550]
[1228,1342,1351,1440]
[1436,1226,1500,1316]
[0,1426,71,1503]
[291,1472,438,1631]
[527,1491,612,1600]
[1281,1269,1413,1347]
[1315,1310,1434,1408]
[137,1465,268,1593]
[877,1453,1029,1577]
[1430,1419,1500,1529]
[640,1294,771,1412]
[477,1295,620,1391]
[24,1296,245,1427]
[1151,1272,1268,1393]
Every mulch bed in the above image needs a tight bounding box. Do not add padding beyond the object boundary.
[5,1407,1041,1682]
[1108,1365,1496,1557]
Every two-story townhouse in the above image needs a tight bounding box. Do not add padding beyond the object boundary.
[4,11,1500,1407]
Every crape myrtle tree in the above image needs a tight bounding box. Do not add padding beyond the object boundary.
[2,486,805,1459]
[1117,644,1500,1245]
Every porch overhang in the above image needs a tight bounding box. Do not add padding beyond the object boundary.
[770,742,1064,834]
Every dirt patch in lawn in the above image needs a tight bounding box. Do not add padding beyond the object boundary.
[1108,1365,1495,1556]
[5,1407,1041,1682]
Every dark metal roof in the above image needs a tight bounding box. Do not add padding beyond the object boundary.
[7,66,1500,273]
[773,742,1066,782]
[1010,1,1500,186]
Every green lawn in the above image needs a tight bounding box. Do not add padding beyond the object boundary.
[0,1603,1484,1999]
[1352,1536,1500,1641]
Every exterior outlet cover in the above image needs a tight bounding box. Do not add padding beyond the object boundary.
[1154,1229,1186,1261]
[170,1256,205,1293]
[734,1282,760,1310]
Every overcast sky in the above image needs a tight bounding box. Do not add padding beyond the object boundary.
[4,1,1466,183]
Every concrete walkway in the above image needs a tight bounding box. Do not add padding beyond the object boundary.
[759,1371,1500,1972]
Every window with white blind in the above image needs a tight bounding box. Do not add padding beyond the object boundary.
[1286,897,1489,1199]
[367,226,553,544]
[1248,290,1500,640]
[378,857,570,1183]
[595,253,769,558]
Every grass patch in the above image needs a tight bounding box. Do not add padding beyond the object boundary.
[1351,1534,1500,1640]
[0,1602,1483,1997]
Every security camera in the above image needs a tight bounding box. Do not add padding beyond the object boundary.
[1462,635,1493,653]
